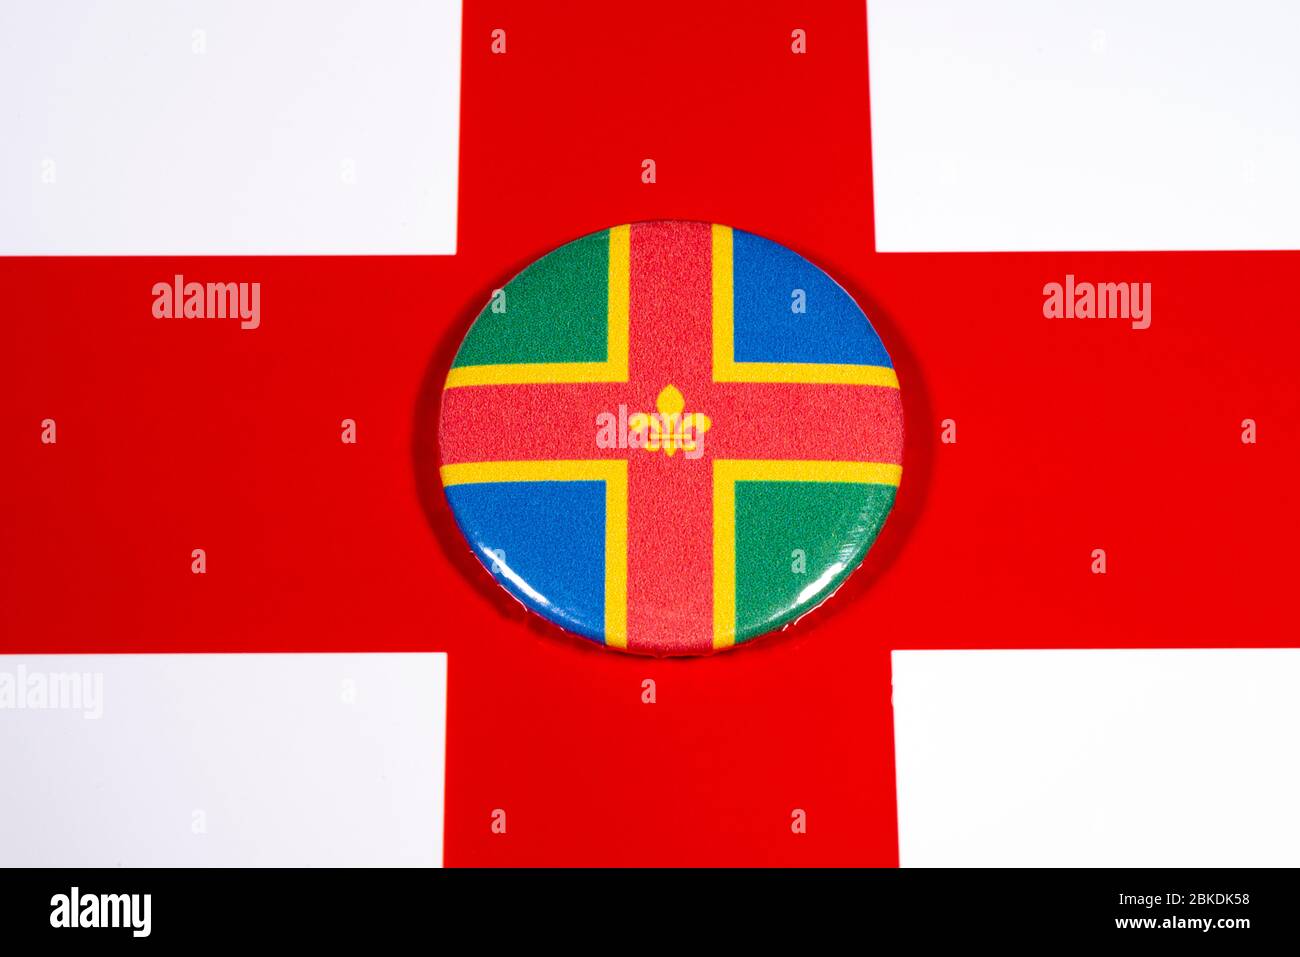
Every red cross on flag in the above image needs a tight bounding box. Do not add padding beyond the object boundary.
[0,0,1296,873]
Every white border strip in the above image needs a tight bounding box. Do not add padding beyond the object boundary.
[0,1,461,254]
[0,653,447,866]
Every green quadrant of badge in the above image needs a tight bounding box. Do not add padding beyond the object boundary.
[733,480,897,643]
[438,221,904,656]
[452,230,610,367]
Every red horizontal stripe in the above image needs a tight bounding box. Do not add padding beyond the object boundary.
[702,383,904,464]
[439,382,630,464]
[440,381,903,468]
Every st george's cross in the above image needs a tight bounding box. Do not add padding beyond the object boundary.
[5,0,1297,876]
[438,221,904,655]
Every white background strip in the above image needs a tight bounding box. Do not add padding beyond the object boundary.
[868,0,1300,251]
[0,1,461,254]
[893,649,1300,866]
[0,653,446,866]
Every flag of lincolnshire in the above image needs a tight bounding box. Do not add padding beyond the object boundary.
[439,221,904,655]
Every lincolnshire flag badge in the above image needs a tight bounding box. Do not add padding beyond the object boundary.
[438,222,904,655]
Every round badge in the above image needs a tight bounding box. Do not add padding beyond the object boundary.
[439,222,903,655]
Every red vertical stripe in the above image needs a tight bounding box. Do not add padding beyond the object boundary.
[625,222,715,653]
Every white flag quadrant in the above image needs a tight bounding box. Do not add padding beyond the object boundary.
[0,1,461,255]
[0,653,447,867]
[893,649,1300,866]
[868,0,1300,251]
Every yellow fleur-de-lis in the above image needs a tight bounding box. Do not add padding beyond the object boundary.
[628,384,711,457]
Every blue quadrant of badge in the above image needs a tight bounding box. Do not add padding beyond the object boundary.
[731,229,893,367]
[444,480,606,642]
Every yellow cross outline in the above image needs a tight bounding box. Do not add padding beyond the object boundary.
[444,226,630,388]
[710,224,900,388]
[440,460,628,648]
[711,459,903,650]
